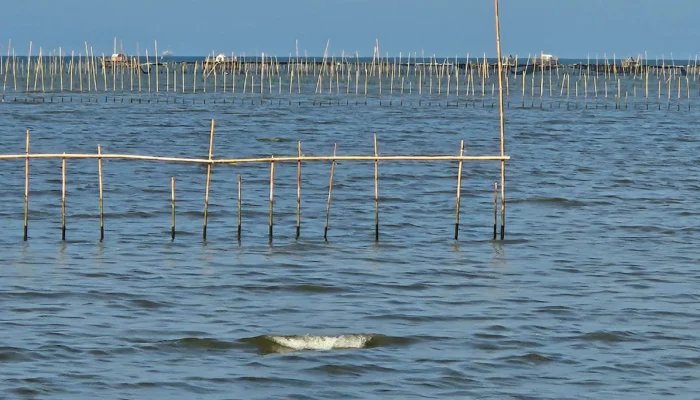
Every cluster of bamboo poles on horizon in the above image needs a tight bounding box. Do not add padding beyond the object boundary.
[11,122,510,243]
[3,39,700,108]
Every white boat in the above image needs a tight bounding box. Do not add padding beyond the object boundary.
[533,53,558,65]
[110,53,127,63]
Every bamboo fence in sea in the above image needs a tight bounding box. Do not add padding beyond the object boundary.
[1,0,698,116]
[1,0,511,243]
[7,121,510,243]
[2,36,700,111]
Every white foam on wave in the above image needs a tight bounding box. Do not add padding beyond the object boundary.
[266,334,373,351]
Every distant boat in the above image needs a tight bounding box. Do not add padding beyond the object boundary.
[534,53,558,66]
[162,50,173,57]
[111,53,127,63]
[621,56,638,68]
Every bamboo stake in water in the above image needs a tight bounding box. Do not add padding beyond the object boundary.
[324,144,337,241]
[59,47,64,92]
[202,120,215,240]
[269,155,275,242]
[154,41,159,93]
[145,49,151,93]
[374,134,379,242]
[296,141,302,240]
[492,182,498,239]
[23,130,30,241]
[62,155,66,241]
[171,177,175,240]
[455,140,464,240]
[2,39,9,93]
[26,42,32,93]
[100,53,106,92]
[494,0,507,240]
[97,144,104,241]
[237,174,242,241]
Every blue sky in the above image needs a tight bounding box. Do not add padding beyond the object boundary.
[1,0,699,59]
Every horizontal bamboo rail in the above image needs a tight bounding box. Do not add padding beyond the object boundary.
[0,153,510,163]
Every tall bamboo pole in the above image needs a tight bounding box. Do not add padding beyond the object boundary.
[494,0,507,240]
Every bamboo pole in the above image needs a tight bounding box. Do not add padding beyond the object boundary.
[269,155,275,242]
[495,0,507,240]
[493,182,498,240]
[455,140,464,240]
[202,120,215,240]
[138,46,143,92]
[166,64,170,93]
[323,144,337,241]
[129,56,134,92]
[193,61,197,93]
[111,46,116,92]
[23,130,30,241]
[171,177,175,240]
[374,134,379,242]
[237,174,242,241]
[59,47,64,92]
[2,40,9,93]
[100,53,106,92]
[62,155,66,241]
[154,41,159,93]
[0,154,510,163]
[98,144,104,241]
[145,49,151,93]
[26,42,32,93]
[296,141,302,240]
[35,48,42,93]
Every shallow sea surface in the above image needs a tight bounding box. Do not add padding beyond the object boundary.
[1,74,699,399]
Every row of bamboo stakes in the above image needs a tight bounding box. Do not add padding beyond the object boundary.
[3,67,697,113]
[16,123,509,242]
[1,43,694,84]
[2,41,698,102]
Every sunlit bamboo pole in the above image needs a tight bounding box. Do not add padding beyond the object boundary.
[323,144,337,241]
[202,120,216,240]
[494,0,507,240]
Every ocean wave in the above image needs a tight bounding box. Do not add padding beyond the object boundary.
[241,334,413,354]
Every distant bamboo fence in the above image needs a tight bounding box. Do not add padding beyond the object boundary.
[3,37,699,112]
